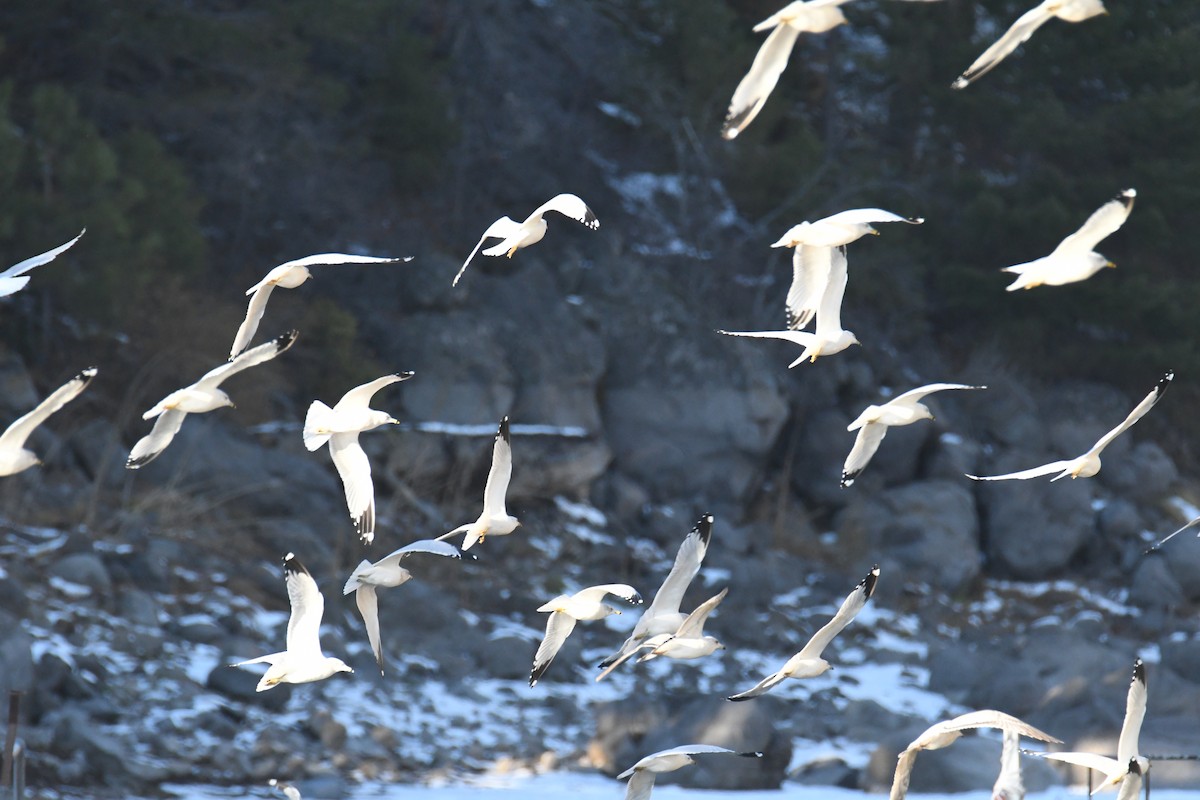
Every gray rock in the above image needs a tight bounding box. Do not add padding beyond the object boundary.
[0,612,33,698]
[205,664,292,711]
[0,574,29,616]
[0,348,39,417]
[1101,441,1178,502]
[1162,638,1200,684]
[836,480,981,591]
[794,409,854,509]
[1162,535,1200,602]
[49,552,112,596]
[1128,556,1185,611]
[119,589,161,628]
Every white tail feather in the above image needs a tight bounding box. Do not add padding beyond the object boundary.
[303,400,336,451]
[343,559,372,595]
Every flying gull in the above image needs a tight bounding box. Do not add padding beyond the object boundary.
[636,587,728,664]
[728,565,878,700]
[304,372,412,544]
[889,710,1061,800]
[529,583,642,687]
[127,331,298,469]
[719,245,857,364]
[722,2,945,140]
[1001,190,1135,291]
[0,367,96,476]
[1037,658,1149,793]
[231,553,353,692]
[842,383,984,487]
[437,416,518,550]
[454,194,598,287]
[230,252,411,359]
[1144,515,1200,553]
[618,745,763,800]
[343,538,473,674]
[952,0,1109,89]
[967,371,1171,482]
[0,229,85,297]
[597,514,713,679]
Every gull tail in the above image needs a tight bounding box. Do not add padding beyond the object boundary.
[303,401,336,451]
[343,560,373,595]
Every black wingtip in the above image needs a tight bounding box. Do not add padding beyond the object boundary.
[282,552,310,577]
[1132,658,1145,684]
[1157,370,1174,392]
[840,469,860,488]
[125,452,156,470]
[498,416,511,442]
[275,329,300,351]
[694,513,714,547]
[529,662,548,688]
[397,370,416,380]
[583,208,600,230]
[1117,188,1137,207]
[78,367,99,382]
[861,565,880,599]
[741,751,765,758]
[726,694,750,703]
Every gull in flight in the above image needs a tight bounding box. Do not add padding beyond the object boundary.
[1144,515,1200,553]
[842,383,985,487]
[344,538,473,674]
[635,587,728,664]
[771,208,923,330]
[722,3,943,140]
[231,553,353,692]
[0,229,85,297]
[728,565,878,700]
[618,745,763,800]
[0,367,96,476]
[1001,189,1135,291]
[952,0,1109,89]
[1037,658,1149,793]
[268,779,301,800]
[304,372,412,544]
[529,583,643,687]
[889,710,1061,800]
[230,252,411,359]
[991,730,1025,800]
[454,194,598,287]
[597,514,713,679]
[719,245,857,365]
[127,330,298,469]
[437,417,518,550]
[967,371,1171,483]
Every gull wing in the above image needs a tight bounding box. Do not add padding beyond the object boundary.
[1085,370,1172,459]
[266,252,409,275]
[375,538,469,571]
[229,283,277,360]
[529,611,578,687]
[892,382,986,405]
[815,208,924,228]
[721,24,803,140]
[481,416,513,518]
[952,2,1057,88]
[197,329,298,391]
[1039,751,1122,775]
[924,709,1061,742]
[889,747,921,800]
[594,639,657,682]
[354,584,385,674]
[841,423,889,488]
[621,744,745,777]
[674,587,728,639]
[334,371,414,412]
[814,245,849,337]
[1145,515,1200,552]
[126,409,188,469]
[966,459,1075,482]
[643,514,713,623]
[574,583,642,606]
[0,228,85,284]
[529,193,600,230]
[786,245,833,330]
[454,216,524,287]
[1116,659,1147,764]
[623,770,657,800]
[727,669,790,701]
[1053,190,1136,257]
[0,367,96,453]
[283,553,325,660]
[717,328,815,346]
[992,730,1024,800]
[795,565,879,658]
[330,432,376,543]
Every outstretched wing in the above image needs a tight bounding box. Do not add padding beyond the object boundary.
[1086,370,1172,459]
[951,3,1056,88]
[786,245,833,330]
[841,423,888,488]
[721,24,803,140]
[1053,189,1136,257]
[268,252,410,273]
[0,229,86,281]
[892,382,986,405]
[1116,659,1147,764]
[727,669,789,701]
[330,432,376,543]
[674,587,728,639]
[229,283,277,360]
[795,565,879,658]
[454,216,524,287]
[815,208,923,228]
[283,553,325,660]
[530,193,599,230]
[644,514,713,622]
[126,409,188,469]
[574,583,642,606]
[889,748,920,800]
[813,245,849,337]
[529,611,578,687]
[334,371,414,412]
[481,416,513,518]
[965,459,1074,482]
[198,329,298,390]
[930,709,1061,742]
[0,367,96,453]
[376,538,470,571]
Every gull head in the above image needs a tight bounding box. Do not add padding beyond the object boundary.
[212,389,235,410]
[363,409,396,431]
[328,657,354,676]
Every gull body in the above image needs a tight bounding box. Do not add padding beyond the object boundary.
[0,367,96,476]
[619,745,763,800]
[128,331,298,469]
[842,383,984,487]
[1039,659,1149,793]
[992,730,1025,800]
[890,710,1061,800]
[1003,190,1135,291]
[0,229,85,297]
[728,565,878,700]
[438,417,518,550]
[343,538,472,674]
[953,0,1108,89]
[968,371,1171,483]
[230,253,410,359]
[529,583,642,686]
[637,587,728,663]
[305,372,412,544]
[455,194,598,287]
[231,553,353,692]
[597,514,713,677]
